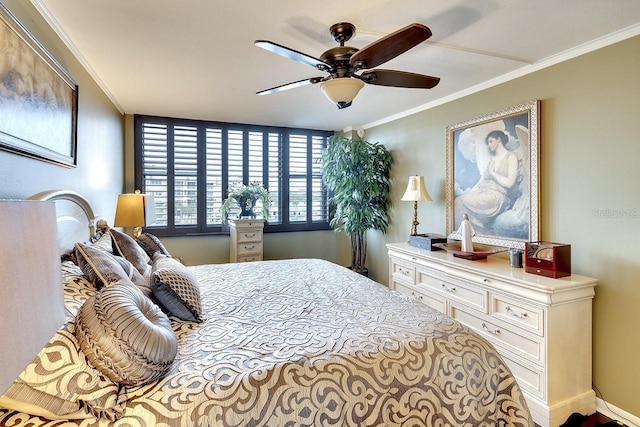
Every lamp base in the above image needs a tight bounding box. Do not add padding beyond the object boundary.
[408,233,447,251]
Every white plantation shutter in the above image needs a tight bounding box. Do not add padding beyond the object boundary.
[205,128,223,225]
[141,123,168,226]
[311,135,327,222]
[173,126,198,226]
[288,134,307,223]
[267,133,281,224]
[135,115,331,235]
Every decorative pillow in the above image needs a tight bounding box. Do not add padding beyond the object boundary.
[109,228,151,277]
[0,322,124,421]
[75,280,178,386]
[90,228,113,252]
[74,242,151,296]
[151,255,202,322]
[136,232,171,258]
[61,260,96,320]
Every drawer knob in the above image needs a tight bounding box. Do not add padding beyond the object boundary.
[410,291,424,301]
[506,306,527,318]
[245,233,256,238]
[244,245,255,250]
[481,322,501,335]
[441,283,456,293]
[482,277,489,283]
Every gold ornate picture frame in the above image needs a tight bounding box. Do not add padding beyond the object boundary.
[0,3,78,167]
[445,100,540,249]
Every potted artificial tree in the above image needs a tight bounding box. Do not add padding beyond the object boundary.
[322,135,393,275]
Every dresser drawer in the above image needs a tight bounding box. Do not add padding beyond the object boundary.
[500,353,545,400]
[492,294,544,336]
[395,282,446,314]
[450,302,544,365]
[237,229,262,243]
[237,242,262,255]
[390,257,415,284]
[418,268,487,312]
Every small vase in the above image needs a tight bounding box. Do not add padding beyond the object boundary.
[238,207,256,219]
[237,197,257,218]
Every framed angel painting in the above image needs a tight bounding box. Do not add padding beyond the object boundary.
[445,100,540,249]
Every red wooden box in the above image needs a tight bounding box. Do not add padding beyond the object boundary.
[525,241,571,279]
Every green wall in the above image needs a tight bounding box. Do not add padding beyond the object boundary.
[364,35,640,418]
[0,0,124,219]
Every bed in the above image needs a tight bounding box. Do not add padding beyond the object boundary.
[0,190,533,426]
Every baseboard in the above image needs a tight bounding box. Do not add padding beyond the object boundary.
[525,390,595,427]
[596,398,640,426]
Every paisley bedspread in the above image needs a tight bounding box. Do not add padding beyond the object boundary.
[0,259,532,426]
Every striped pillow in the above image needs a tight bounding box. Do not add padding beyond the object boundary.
[109,228,151,277]
[136,233,171,258]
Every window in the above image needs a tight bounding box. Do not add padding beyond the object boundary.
[134,115,333,236]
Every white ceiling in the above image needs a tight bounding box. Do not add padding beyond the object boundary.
[32,0,640,131]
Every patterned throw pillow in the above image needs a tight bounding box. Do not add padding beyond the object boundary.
[75,280,178,386]
[136,232,171,258]
[74,243,151,296]
[151,255,202,322]
[109,228,151,277]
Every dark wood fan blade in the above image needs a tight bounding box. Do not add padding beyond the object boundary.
[360,69,440,89]
[255,40,331,71]
[350,23,432,69]
[256,77,324,95]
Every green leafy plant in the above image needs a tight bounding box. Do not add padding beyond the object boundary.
[220,182,272,222]
[322,135,393,274]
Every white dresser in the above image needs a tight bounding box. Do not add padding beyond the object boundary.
[228,219,264,262]
[387,242,597,427]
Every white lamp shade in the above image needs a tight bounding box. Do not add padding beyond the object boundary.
[0,201,66,394]
[320,78,365,105]
[401,175,432,202]
[113,193,156,228]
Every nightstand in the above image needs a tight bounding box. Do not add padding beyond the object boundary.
[228,219,264,262]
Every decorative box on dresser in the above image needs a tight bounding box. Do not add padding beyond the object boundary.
[387,242,598,427]
[228,219,264,263]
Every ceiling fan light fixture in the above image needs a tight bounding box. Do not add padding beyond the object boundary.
[320,78,365,109]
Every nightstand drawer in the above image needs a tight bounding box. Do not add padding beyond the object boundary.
[237,229,262,243]
[451,302,544,365]
[237,242,262,255]
[237,254,262,262]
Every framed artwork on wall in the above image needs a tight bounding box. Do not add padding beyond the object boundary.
[0,3,78,168]
[445,100,540,249]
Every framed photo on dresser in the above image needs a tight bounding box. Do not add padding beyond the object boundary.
[445,100,540,249]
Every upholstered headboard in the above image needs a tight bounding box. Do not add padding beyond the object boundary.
[27,190,99,255]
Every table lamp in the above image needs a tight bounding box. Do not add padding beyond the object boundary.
[114,190,156,238]
[401,175,432,236]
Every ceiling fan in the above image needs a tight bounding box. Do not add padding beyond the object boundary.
[255,22,440,109]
